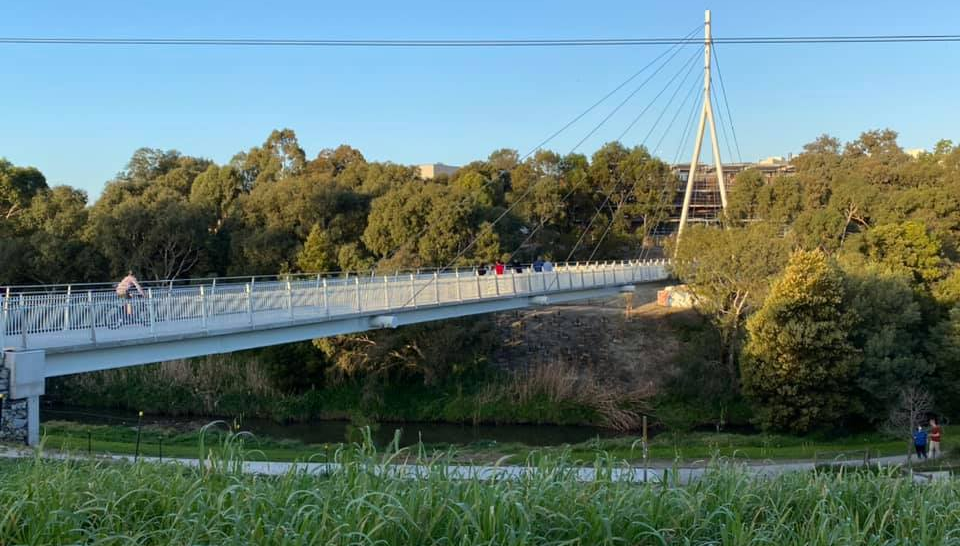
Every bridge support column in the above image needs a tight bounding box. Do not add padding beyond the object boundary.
[1,350,46,446]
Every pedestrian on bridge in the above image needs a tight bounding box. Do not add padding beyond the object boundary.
[494,260,505,275]
[542,259,554,272]
[533,258,544,272]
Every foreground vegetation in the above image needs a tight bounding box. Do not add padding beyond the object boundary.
[3,431,960,544]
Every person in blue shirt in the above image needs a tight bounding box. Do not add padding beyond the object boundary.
[913,425,928,459]
[533,258,544,272]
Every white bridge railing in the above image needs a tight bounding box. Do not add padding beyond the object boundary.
[1,260,670,351]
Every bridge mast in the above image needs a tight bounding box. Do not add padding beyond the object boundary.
[676,9,727,245]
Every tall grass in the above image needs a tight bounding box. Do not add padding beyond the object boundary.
[480,360,651,430]
[1,429,959,544]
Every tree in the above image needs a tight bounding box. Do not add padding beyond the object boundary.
[231,129,306,188]
[741,249,859,432]
[882,387,933,463]
[190,165,244,233]
[842,265,933,419]
[0,159,47,219]
[671,223,790,380]
[297,224,338,272]
[725,169,765,224]
[87,187,211,280]
[846,221,946,286]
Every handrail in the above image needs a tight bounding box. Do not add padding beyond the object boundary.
[0,259,669,295]
[0,259,671,351]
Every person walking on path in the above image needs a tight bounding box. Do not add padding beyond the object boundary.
[929,418,943,458]
[913,425,929,460]
[542,259,554,272]
[533,258,544,272]
[494,260,505,275]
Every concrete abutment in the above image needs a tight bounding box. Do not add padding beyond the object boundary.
[1,350,45,446]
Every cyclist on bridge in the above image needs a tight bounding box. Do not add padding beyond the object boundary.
[114,271,146,327]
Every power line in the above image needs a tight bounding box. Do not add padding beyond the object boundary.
[1,34,958,47]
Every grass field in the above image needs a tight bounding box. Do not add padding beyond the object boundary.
[3,429,960,545]
[39,420,949,465]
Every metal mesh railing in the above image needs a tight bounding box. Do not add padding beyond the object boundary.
[1,260,670,350]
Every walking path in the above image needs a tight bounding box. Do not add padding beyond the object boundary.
[0,445,927,484]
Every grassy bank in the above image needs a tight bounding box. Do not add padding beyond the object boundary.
[48,356,646,429]
[4,433,960,544]
[40,420,945,464]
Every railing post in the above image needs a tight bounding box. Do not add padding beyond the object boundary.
[245,283,253,325]
[494,271,501,296]
[87,290,96,343]
[384,276,390,309]
[322,278,330,317]
[286,280,294,320]
[63,285,72,332]
[0,288,7,350]
[455,269,463,302]
[199,286,207,330]
[355,277,362,312]
[580,266,586,288]
[555,269,561,292]
[475,271,482,300]
[19,294,27,348]
[410,274,417,308]
[433,272,440,304]
[148,288,156,335]
[315,274,322,309]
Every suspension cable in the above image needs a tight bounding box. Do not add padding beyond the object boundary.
[586,64,706,263]
[372,25,703,271]
[397,34,705,305]
[712,44,743,163]
[566,47,703,263]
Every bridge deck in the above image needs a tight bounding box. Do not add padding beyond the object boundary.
[2,261,669,354]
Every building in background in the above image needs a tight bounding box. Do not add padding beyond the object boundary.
[417,163,459,179]
[655,158,796,234]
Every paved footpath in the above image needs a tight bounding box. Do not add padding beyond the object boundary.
[0,445,926,485]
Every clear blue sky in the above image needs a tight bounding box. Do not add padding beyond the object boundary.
[2,1,958,199]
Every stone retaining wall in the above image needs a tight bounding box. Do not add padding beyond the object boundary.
[0,362,28,444]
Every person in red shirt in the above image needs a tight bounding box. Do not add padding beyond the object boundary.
[929,418,943,458]
[494,260,505,275]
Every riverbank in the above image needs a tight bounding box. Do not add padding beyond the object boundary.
[39,420,949,466]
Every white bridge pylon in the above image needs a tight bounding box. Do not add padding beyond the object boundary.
[677,9,728,240]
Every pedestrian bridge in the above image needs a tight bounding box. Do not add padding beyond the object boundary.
[1,260,669,444]
[2,259,669,376]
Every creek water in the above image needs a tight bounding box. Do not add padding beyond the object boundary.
[42,406,622,447]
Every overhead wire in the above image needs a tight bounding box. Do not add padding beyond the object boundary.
[2,34,958,47]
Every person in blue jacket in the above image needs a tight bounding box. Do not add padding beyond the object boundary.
[913,425,928,460]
